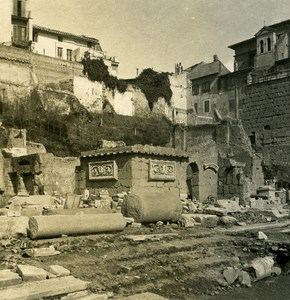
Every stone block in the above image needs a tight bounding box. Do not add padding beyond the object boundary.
[271,266,282,276]
[25,245,60,257]
[258,231,268,240]
[217,199,241,213]
[0,269,22,287]
[238,270,251,287]
[48,265,70,277]
[193,214,219,228]
[17,264,48,281]
[223,267,240,284]
[0,275,90,299]
[0,216,29,238]
[179,214,197,228]
[220,216,237,227]
[203,206,227,217]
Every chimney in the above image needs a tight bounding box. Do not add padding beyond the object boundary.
[213,54,219,62]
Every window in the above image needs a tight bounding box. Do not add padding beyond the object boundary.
[67,49,72,61]
[33,32,38,42]
[58,36,63,42]
[267,38,271,51]
[13,25,27,42]
[204,100,210,113]
[57,47,63,59]
[260,40,264,54]
[192,85,199,95]
[194,103,198,113]
[202,82,210,93]
[17,0,22,17]
[87,41,93,48]
[264,125,271,130]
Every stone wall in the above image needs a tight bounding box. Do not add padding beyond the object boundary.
[36,154,80,196]
[172,120,264,202]
[77,155,133,195]
[243,75,290,180]
[130,155,188,198]
[78,152,188,198]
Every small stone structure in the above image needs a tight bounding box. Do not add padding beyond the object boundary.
[0,128,79,205]
[77,145,189,199]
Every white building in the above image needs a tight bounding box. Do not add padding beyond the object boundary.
[0,0,33,48]
[0,0,119,77]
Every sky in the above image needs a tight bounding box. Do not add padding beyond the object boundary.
[30,0,290,78]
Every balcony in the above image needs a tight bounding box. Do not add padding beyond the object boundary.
[12,10,31,20]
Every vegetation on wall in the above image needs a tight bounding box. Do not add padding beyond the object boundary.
[82,53,127,93]
[1,89,173,156]
[82,54,172,110]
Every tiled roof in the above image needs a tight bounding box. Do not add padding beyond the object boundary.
[33,25,100,44]
[81,145,189,158]
[187,60,229,80]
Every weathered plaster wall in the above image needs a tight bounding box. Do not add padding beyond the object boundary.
[38,154,80,196]
[73,76,103,113]
[0,0,13,44]
[78,155,133,195]
[130,155,188,198]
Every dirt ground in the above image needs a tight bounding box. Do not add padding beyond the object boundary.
[2,220,288,300]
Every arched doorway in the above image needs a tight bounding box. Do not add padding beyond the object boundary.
[186,162,199,200]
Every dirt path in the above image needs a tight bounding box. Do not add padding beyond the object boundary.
[2,222,290,299]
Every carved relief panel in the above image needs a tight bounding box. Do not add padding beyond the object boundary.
[89,161,118,180]
[149,160,176,181]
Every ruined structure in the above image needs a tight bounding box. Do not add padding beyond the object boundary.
[0,128,79,205]
[172,119,264,202]
[77,145,189,199]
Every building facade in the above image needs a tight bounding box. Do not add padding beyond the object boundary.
[0,0,119,77]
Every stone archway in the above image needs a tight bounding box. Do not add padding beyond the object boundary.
[186,162,199,200]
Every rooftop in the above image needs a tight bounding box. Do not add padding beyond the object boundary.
[81,144,189,159]
[33,25,102,47]
[186,60,230,80]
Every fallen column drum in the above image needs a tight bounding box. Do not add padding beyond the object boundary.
[29,213,126,239]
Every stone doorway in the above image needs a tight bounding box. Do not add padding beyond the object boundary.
[186,162,199,200]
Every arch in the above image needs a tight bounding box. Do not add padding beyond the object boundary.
[186,162,199,200]
[203,163,219,173]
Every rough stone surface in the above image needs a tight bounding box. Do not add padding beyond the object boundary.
[0,269,22,288]
[193,214,219,228]
[258,231,268,240]
[238,270,252,287]
[223,267,240,284]
[179,214,197,228]
[25,245,60,257]
[220,216,237,227]
[0,275,90,299]
[251,256,274,280]
[271,266,282,276]
[203,206,227,217]
[0,216,29,238]
[122,292,168,299]
[48,265,70,277]
[17,264,48,281]
[217,199,241,213]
